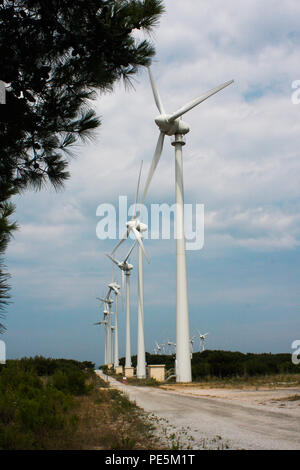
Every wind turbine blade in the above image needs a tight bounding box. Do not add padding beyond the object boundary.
[132,227,150,263]
[124,240,137,263]
[111,259,115,283]
[138,132,165,211]
[148,67,165,114]
[132,160,143,220]
[169,80,234,122]
[111,230,129,255]
[106,253,120,266]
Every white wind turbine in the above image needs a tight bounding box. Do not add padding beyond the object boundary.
[190,335,196,358]
[108,281,120,368]
[94,316,108,364]
[167,341,176,355]
[97,292,114,365]
[197,330,209,352]
[107,242,136,369]
[154,341,166,355]
[111,162,149,379]
[139,67,233,382]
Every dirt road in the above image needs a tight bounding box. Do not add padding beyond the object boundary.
[96,371,300,450]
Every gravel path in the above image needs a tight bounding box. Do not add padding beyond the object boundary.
[96,371,300,450]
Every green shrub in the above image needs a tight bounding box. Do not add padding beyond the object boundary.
[0,393,15,425]
[0,426,34,450]
[52,369,87,395]
[0,357,91,449]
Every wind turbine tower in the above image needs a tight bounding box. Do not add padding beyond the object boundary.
[141,67,233,382]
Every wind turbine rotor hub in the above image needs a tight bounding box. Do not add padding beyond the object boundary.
[154,115,190,136]
[138,222,148,233]
[126,219,148,233]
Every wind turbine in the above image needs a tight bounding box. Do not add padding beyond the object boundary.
[154,341,165,355]
[111,162,149,379]
[190,335,196,358]
[167,341,176,355]
[107,242,136,369]
[94,318,108,364]
[159,342,167,355]
[197,331,209,352]
[140,67,233,382]
[97,292,114,365]
[108,281,120,369]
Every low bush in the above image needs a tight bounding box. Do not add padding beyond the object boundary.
[52,369,88,396]
[0,357,93,449]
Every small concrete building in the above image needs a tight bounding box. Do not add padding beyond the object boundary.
[115,365,124,375]
[124,366,134,378]
[148,364,166,382]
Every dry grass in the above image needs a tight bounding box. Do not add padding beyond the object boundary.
[52,373,164,450]
[276,394,300,402]
[161,374,300,391]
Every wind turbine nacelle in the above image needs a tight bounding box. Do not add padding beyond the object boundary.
[109,282,120,293]
[126,220,148,233]
[138,222,148,233]
[155,114,190,136]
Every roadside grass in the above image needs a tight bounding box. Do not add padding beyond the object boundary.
[113,374,160,387]
[69,377,161,450]
[276,394,300,402]
[147,414,230,450]
[161,374,300,390]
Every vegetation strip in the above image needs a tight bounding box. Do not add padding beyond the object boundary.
[0,357,163,450]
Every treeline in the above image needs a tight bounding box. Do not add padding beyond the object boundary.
[190,350,299,379]
[119,350,299,379]
[0,356,96,449]
[7,355,95,376]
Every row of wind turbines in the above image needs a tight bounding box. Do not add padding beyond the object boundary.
[154,331,209,356]
[95,66,233,382]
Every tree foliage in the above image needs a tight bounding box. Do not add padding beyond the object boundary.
[0,0,165,332]
[0,184,18,332]
[0,0,164,190]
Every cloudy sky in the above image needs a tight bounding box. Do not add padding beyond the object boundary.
[4,0,300,365]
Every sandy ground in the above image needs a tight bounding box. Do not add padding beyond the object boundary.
[161,384,300,411]
[96,371,300,450]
